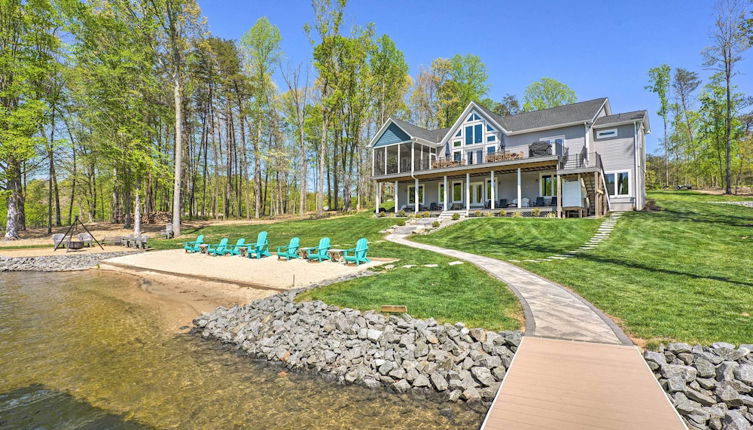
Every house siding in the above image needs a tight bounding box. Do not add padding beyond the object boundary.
[373,123,410,148]
[505,125,586,158]
[593,124,637,211]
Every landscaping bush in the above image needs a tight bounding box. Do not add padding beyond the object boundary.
[512,211,523,218]
[531,208,541,217]
[398,209,406,217]
[473,210,482,218]
[546,212,556,218]
[451,213,460,221]
[497,209,507,217]
[396,219,406,226]
[376,211,386,218]
[432,221,440,228]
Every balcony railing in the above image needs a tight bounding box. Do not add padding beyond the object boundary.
[558,150,603,170]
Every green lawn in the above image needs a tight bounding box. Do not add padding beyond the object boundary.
[150,212,522,331]
[417,191,753,345]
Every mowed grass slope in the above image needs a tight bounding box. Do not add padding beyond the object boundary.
[150,213,522,331]
[419,191,753,345]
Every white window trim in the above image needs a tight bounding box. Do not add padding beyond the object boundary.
[538,172,557,197]
[438,182,445,203]
[452,150,462,162]
[452,140,462,147]
[451,181,463,203]
[470,181,484,205]
[407,184,425,205]
[542,135,565,145]
[605,170,632,197]
[597,128,618,139]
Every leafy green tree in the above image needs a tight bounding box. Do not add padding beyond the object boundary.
[485,94,521,117]
[646,65,672,186]
[522,77,576,112]
[369,34,409,126]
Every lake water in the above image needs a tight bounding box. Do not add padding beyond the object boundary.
[0,271,484,429]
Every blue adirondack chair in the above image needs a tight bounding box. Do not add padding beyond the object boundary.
[184,234,204,253]
[276,237,300,260]
[229,238,246,256]
[343,238,370,266]
[207,238,230,256]
[247,231,271,259]
[306,237,331,262]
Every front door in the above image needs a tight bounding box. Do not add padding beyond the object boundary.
[470,182,484,206]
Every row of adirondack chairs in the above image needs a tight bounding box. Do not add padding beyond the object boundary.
[183,232,371,265]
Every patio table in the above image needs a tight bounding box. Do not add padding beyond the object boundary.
[327,248,344,263]
[199,244,209,254]
[297,247,312,259]
[238,246,248,258]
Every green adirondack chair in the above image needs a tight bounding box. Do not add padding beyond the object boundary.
[343,238,370,266]
[276,237,300,260]
[306,237,331,262]
[247,231,271,259]
[207,238,230,256]
[229,238,246,256]
[184,235,204,253]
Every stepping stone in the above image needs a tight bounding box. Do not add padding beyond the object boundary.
[384,264,395,269]
[402,264,415,268]
[448,261,464,266]
[423,264,439,268]
[508,260,520,263]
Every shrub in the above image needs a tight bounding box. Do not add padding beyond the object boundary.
[398,209,406,217]
[497,209,507,217]
[396,219,406,226]
[473,210,482,218]
[432,221,440,228]
[532,208,541,217]
[376,211,386,217]
[451,213,460,221]
[512,211,523,218]
[546,212,556,218]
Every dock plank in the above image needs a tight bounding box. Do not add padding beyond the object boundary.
[481,337,687,430]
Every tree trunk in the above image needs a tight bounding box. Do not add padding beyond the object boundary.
[318,117,327,215]
[4,161,22,240]
[172,78,183,235]
[134,185,142,235]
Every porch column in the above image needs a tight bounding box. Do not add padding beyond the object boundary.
[443,176,448,211]
[371,150,375,176]
[394,180,399,214]
[465,173,470,214]
[414,177,419,214]
[397,144,401,173]
[516,168,522,208]
[490,171,496,209]
[411,141,415,174]
[375,182,381,214]
[556,174,562,218]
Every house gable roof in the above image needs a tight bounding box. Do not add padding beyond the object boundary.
[593,110,650,131]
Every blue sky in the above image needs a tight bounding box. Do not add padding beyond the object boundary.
[198,0,752,154]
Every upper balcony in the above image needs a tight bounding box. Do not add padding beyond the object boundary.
[371,140,574,181]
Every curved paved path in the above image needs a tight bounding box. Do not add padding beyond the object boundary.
[386,233,631,345]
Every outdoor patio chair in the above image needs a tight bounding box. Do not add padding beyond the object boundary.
[550,196,558,207]
[343,238,370,266]
[306,237,331,262]
[498,199,508,208]
[247,231,271,259]
[207,238,230,256]
[276,237,300,260]
[52,233,68,249]
[184,234,204,253]
[429,202,440,211]
[535,197,546,207]
[78,232,94,247]
[136,234,149,249]
[522,197,530,207]
[229,238,246,256]
[161,223,174,239]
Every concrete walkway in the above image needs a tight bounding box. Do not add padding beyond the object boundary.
[386,233,629,344]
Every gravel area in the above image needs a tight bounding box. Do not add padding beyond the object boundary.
[0,251,141,272]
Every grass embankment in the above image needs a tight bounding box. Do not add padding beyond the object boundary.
[150,213,522,331]
[417,191,753,345]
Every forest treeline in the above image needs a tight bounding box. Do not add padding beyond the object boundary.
[1,0,752,239]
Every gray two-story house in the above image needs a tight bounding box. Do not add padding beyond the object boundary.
[369,98,649,217]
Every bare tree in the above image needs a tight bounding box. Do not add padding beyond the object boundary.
[703,0,750,194]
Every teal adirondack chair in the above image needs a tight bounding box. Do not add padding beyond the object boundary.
[247,231,271,259]
[184,235,204,253]
[276,237,300,260]
[229,238,246,256]
[207,238,230,256]
[343,238,370,266]
[306,237,331,262]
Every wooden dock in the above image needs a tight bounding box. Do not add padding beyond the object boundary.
[481,337,687,430]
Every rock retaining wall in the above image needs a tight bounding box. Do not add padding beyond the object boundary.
[645,342,753,430]
[194,290,521,403]
[0,251,139,272]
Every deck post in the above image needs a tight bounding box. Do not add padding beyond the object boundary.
[594,171,600,217]
[394,180,399,214]
[375,182,381,214]
[443,175,448,211]
[371,150,375,176]
[411,141,415,174]
[490,170,496,209]
[465,173,470,214]
[557,174,563,218]
[397,143,401,173]
[414,177,419,214]
[517,168,522,208]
